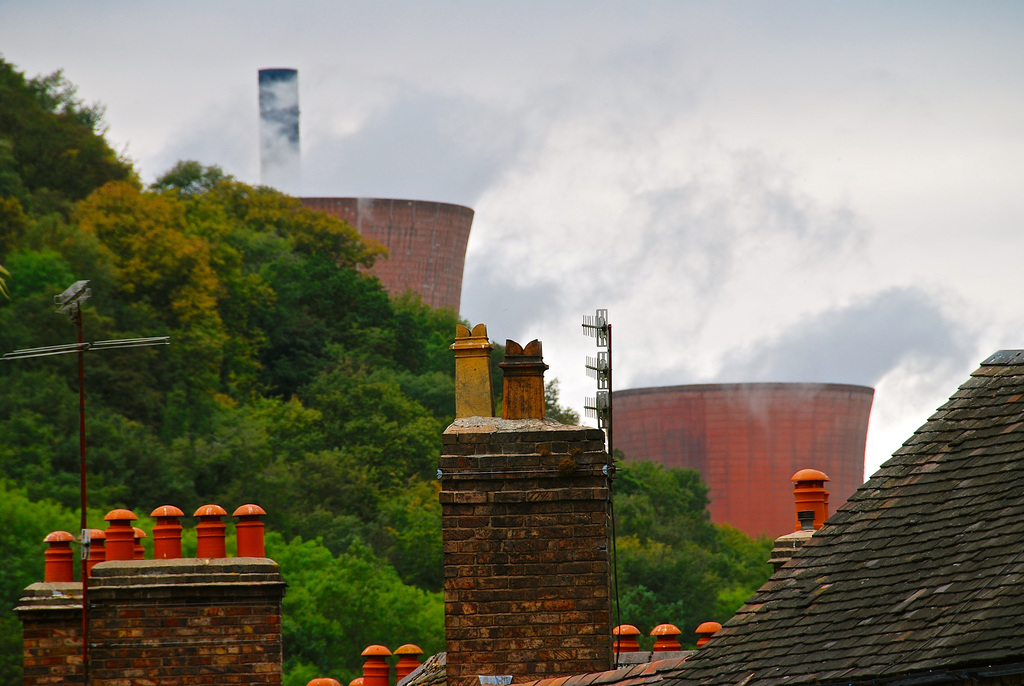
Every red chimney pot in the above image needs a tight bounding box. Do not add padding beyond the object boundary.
[361,645,392,686]
[132,527,147,560]
[43,531,75,583]
[85,528,106,577]
[650,623,682,652]
[695,621,722,647]
[194,504,228,558]
[150,505,184,559]
[104,508,138,561]
[613,624,641,653]
[233,503,267,557]
[394,643,424,681]
[792,468,830,530]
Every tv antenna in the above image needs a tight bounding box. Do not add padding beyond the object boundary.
[2,279,170,682]
[582,308,612,456]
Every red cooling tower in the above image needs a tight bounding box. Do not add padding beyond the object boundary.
[300,197,473,313]
[613,383,873,539]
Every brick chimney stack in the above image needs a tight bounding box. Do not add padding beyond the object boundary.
[441,330,613,685]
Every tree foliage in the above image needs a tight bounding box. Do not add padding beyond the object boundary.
[612,457,772,647]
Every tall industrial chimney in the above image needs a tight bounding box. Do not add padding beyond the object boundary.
[258,68,300,194]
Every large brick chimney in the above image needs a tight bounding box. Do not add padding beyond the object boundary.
[440,333,614,686]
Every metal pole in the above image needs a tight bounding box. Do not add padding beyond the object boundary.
[74,305,90,684]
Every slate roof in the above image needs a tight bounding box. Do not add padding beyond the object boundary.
[668,351,1024,686]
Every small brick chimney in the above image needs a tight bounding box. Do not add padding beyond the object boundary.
[441,332,613,686]
[18,503,286,685]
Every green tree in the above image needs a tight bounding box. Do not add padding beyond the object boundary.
[0,59,135,213]
[0,483,79,685]
[545,378,580,424]
[612,459,772,646]
[268,533,443,685]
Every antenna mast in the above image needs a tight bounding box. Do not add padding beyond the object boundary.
[3,280,170,682]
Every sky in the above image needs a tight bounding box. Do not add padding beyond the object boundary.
[2,1,1023,480]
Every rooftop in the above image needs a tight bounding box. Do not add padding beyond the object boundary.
[667,350,1024,686]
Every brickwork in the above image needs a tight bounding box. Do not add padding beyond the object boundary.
[440,417,614,686]
[16,582,84,685]
[86,558,286,685]
[613,383,873,538]
[300,197,474,312]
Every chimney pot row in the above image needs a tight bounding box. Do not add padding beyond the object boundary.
[69,505,270,570]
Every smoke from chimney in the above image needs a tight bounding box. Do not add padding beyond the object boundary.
[258,68,300,194]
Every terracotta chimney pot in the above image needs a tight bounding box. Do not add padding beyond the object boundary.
[695,621,722,647]
[233,503,268,557]
[612,624,642,653]
[791,468,830,530]
[394,643,424,681]
[43,531,75,582]
[349,678,364,686]
[307,680,342,686]
[132,527,147,560]
[103,508,138,561]
[194,504,228,558]
[361,645,392,686]
[451,323,495,418]
[85,528,106,577]
[151,505,184,559]
[499,339,548,419]
[650,623,682,652]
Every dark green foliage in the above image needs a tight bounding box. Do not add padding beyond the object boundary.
[0,484,79,685]
[0,61,134,214]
